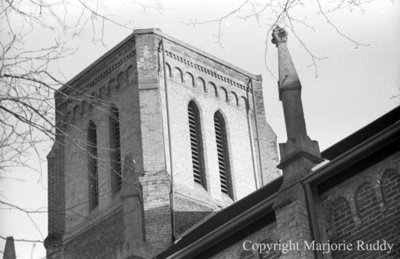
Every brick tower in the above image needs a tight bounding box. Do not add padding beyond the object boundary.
[44,29,279,258]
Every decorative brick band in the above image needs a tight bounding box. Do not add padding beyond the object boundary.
[58,50,135,110]
[86,51,135,89]
[163,50,251,93]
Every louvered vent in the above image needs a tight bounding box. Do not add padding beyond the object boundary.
[188,102,205,187]
[88,121,99,209]
[110,106,122,193]
[214,112,232,197]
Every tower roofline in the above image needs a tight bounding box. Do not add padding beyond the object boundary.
[56,28,262,97]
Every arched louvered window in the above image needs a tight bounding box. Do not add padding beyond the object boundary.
[214,111,233,198]
[188,101,206,188]
[109,105,122,194]
[88,121,99,210]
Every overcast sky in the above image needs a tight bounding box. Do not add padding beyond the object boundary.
[1,1,399,258]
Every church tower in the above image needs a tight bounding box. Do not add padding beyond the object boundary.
[44,29,279,258]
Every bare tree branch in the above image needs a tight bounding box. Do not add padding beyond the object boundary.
[0,200,47,213]
[184,0,372,78]
[0,236,43,243]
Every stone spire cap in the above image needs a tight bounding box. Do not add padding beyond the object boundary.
[272,26,302,100]
[271,26,288,46]
[271,25,322,165]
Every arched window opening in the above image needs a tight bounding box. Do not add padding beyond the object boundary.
[87,121,99,210]
[188,101,206,188]
[214,112,233,197]
[109,105,122,194]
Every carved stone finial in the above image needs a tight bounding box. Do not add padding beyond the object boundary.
[271,26,288,46]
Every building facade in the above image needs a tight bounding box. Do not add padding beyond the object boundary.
[44,29,280,258]
[156,27,400,259]
[45,27,399,259]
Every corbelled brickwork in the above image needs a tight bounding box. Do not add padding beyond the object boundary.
[321,152,400,258]
[46,29,279,258]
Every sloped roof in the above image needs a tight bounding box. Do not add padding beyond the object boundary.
[156,177,283,258]
[156,106,400,258]
[321,106,400,160]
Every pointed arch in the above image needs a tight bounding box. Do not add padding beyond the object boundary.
[214,111,233,198]
[188,101,206,188]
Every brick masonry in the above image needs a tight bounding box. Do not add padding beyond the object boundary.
[321,151,400,258]
[209,222,279,259]
[46,29,279,258]
[64,209,124,259]
[177,152,400,259]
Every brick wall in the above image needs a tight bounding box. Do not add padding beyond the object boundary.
[321,151,400,258]
[64,209,124,259]
[140,170,172,253]
[45,137,65,241]
[63,62,137,232]
[45,90,67,257]
[155,35,278,237]
[135,33,173,254]
[159,34,278,202]
[209,222,279,259]
[174,193,214,236]
[48,29,279,258]
[251,79,280,186]
[48,33,141,257]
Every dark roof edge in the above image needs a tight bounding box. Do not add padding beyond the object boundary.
[56,28,261,96]
[160,194,277,259]
[321,106,400,160]
[156,177,283,259]
[305,119,400,186]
